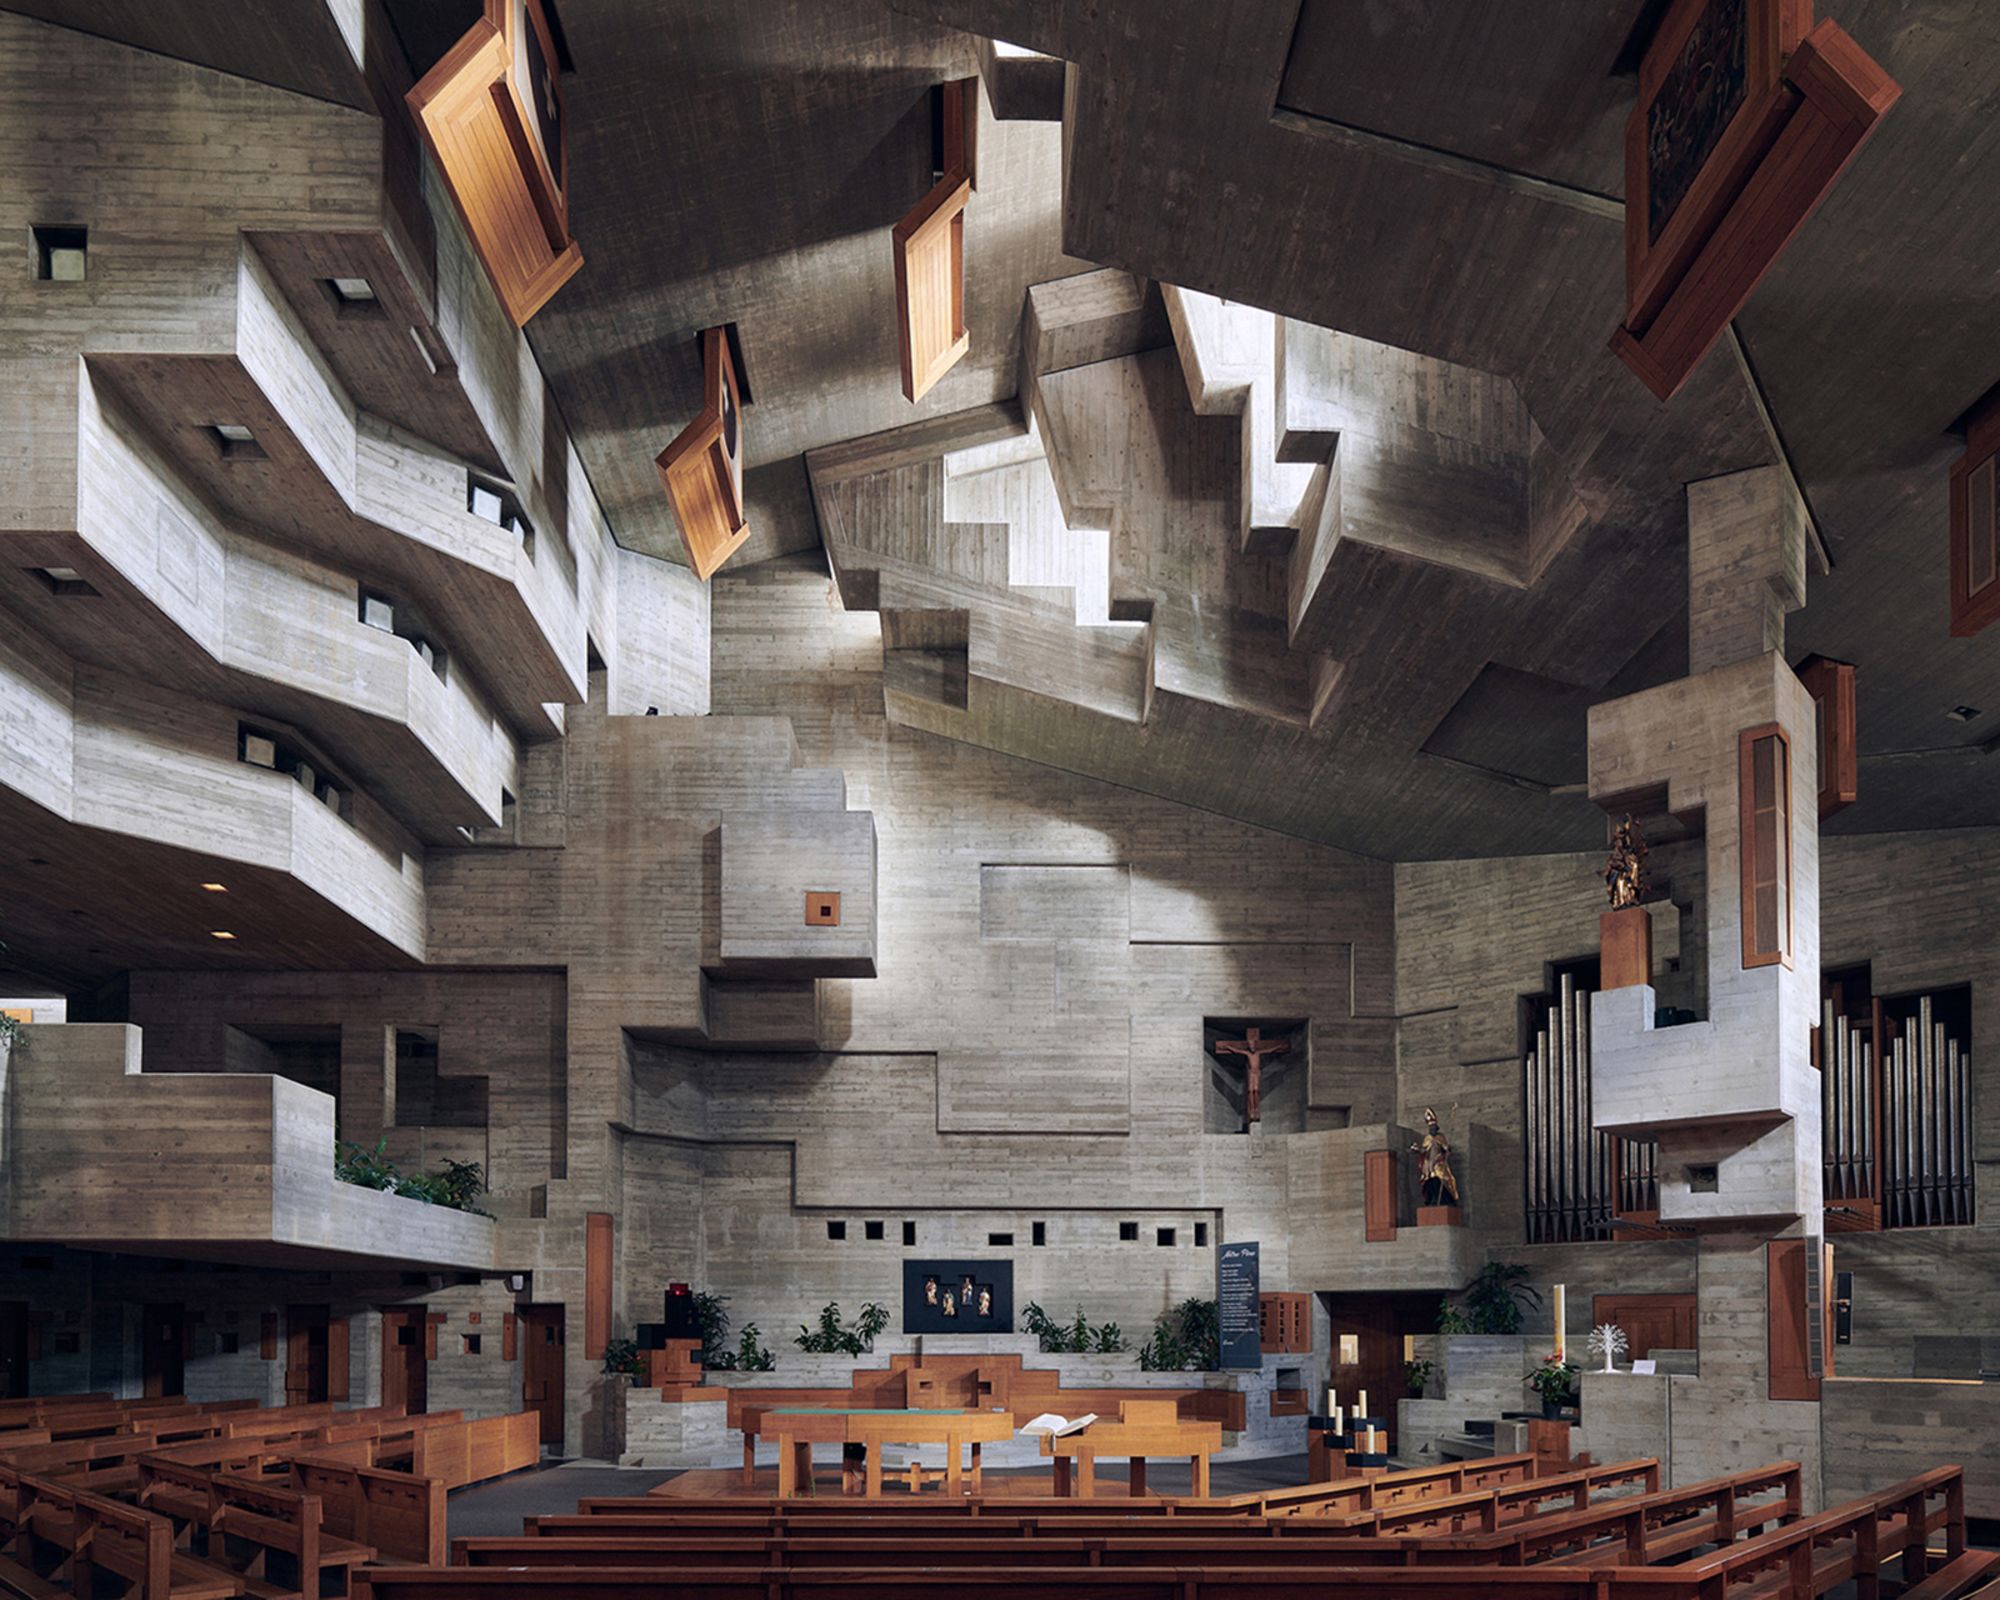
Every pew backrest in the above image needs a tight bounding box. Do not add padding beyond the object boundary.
[289,1455,447,1564]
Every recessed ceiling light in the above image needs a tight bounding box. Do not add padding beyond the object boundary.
[213,424,255,444]
[201,882,228,893]
[329,276,376,304]
[209,930,237,940]
[1946,705,1983,722]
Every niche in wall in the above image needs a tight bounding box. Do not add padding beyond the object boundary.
[902,1258,1012,1333]
[392,1026,489,1129]
[1201,1017,1308,1134]
[224,1023,341,1111]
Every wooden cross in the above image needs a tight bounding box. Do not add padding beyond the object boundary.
[1212,1027,1290,1127]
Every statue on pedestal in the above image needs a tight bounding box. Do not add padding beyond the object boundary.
[1603,814,1649,909]
[1410,1108,1461,1207]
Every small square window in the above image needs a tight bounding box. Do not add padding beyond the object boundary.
[864,1220,884,1241]
[462,1333,481,1355]
[240,729,279,769]
[1156,1227,1176,1247]
[321,276,384,319]
[53,1332,80,1355]
[1338,1333,1360,1365]
[1194,1221,1209,1246]
[208,423,265,461]
[1118,1221,1138,1242]
[1688,1163,1720,1194]
[468,479,506,523]
[1031,1221,1046,1247]
[359,590,396,632]
[826,1220,846,1241]
[988,1231,1013,1247]
[397,1326,417,1347]
[219,1331,240,1355]
[27,565,99,597]
[901,1221,916,1246]
[33,225,86,282]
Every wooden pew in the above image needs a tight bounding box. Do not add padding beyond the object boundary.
[406,1413,537,1491]
[285,1456,447,1566]
[1317,1458,1662,1538]
[204,1471,376,1600]
[3,1473,240,1600]
[358,1567,1613,1600]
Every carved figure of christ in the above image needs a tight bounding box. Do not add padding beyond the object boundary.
[1212,1027,1290,1127]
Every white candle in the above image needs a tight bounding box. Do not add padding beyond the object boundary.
[1333,1404,1344,1434]
[1357,1388,1367,1417]
[1554,1285,1567,1363]
[1367,1424,1378,1452]
[1327,1387,1337,1415]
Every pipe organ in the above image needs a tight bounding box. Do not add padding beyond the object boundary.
[1820,990,1971,1230]
[1885,997,1974,1228]
[1523,975,1660,1243]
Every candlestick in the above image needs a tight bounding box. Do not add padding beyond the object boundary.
[1554,1284,1567,1363]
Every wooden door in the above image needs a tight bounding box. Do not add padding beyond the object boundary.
[142,1303,185,1399]
[520,1304,565,1448]
[1593,1293,1697,1360]
[0,1303,28,1400]
[380,1306,428,1414]
[285,1304,331,1405]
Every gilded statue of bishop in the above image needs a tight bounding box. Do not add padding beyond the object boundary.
[1410,1108,1460,1207]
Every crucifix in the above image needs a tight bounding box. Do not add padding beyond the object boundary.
[1212,1026,1290,1128]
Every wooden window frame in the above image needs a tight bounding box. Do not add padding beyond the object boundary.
[1794,654,1857,819]
[655,327,751,581]
[892,78,978,403]
[1739,723,1794,970]
[1949,394,2000,637]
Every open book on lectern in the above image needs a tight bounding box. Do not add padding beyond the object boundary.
[1019,1412,1098,1438]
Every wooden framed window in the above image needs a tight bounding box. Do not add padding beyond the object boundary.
[655,327,750,581]
[893,78,978,402]
[1739,724,1793,969]
[1949,391,2000,637]
[1794,654,1857,819]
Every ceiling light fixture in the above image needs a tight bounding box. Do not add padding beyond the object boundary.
[1946,705,1984,722]
[200,882,228,893]
[209,930,237,940]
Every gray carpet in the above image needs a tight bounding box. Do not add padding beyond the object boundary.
[445,1452,1319,1538]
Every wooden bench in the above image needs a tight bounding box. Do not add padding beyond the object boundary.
[204,1471,375,1600]
[2,1473,241,1600]
[406,1413,537,1492]
[284,1457,446,1566]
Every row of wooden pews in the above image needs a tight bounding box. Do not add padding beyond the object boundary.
[343,1449,1998,1600]
[0,1394,543,1600]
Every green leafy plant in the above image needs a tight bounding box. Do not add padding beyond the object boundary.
[1405,1357,1435,1394]
[1138,1298,1220,1371]
[733,1323,777,1371]
[600,1336,647,1382]
[692,1291,732,1367]
[794,1301,889,1356]
[1438,1263,1540,1336]
[1527,1352,1579,1407]
[0,1013,26,1052]
[1023,1303,1127,1355]
[333,1139,491,1215]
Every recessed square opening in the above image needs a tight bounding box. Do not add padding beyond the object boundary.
[1031,1221,1046,1246]
[901,1220,916,1246]
[320,275,384,319]
[864,1219,884,1241]
[1155,1226,1177,1247]
[207,423,265,461]
[1118,1221,1138,1242]
[466,473,536,556]
[33,225,86,282]
[1337,1333,1360,1365]
[1687,1163,1720,1194]
[461,1333,481,1355]
[826,1219,846,1241]
[988,1231,1013,1246]
[1194,1221,1209,1246]
[219,1332,240,1355]
[27,565,99,597]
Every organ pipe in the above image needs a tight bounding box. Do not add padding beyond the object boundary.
[1866,992,1973,1230]
[1523,977,1642,1243]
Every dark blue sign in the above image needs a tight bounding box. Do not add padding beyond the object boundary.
[1217,1239,1261,1370]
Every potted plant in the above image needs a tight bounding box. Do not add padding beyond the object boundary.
[1405,1357,1436,1397]
[1527,1352,1579,1418]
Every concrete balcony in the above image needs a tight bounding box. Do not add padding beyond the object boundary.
[0,370,519,841]
[1,1024,494,1270]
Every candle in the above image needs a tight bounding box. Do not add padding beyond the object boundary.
[1333,1404,1344,1435]
[1357,1388,1368,1418]
[1367,1424,1378,1452]
[1554,1284,1567,1363]
[1327,1387,1337,1415]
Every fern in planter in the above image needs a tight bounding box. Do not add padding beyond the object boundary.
[333,1139,491,1216]
[1138,1298,1220,1371]
[795,1301,889,1356]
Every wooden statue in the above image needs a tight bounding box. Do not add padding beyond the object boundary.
[1603,814,1649,909]
[1212,1026,1290,1127]
[1410,1108,1460,1206]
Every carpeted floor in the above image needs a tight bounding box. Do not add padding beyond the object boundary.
[445,1451,1319,1538]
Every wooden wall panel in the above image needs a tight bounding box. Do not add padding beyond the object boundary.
[327,1312,349,1401]
[1767,1238,1830,1401]
[1796,654,1858,818]
[407,1,582,327]
[584,1211,612,1359]
[1593,1292,1697,1360]
[1739,724,1793,969]
[1949,394,2000,637]
[893,175,971,402]
[1363,1149,1397,1242]
[656,328,750,580]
